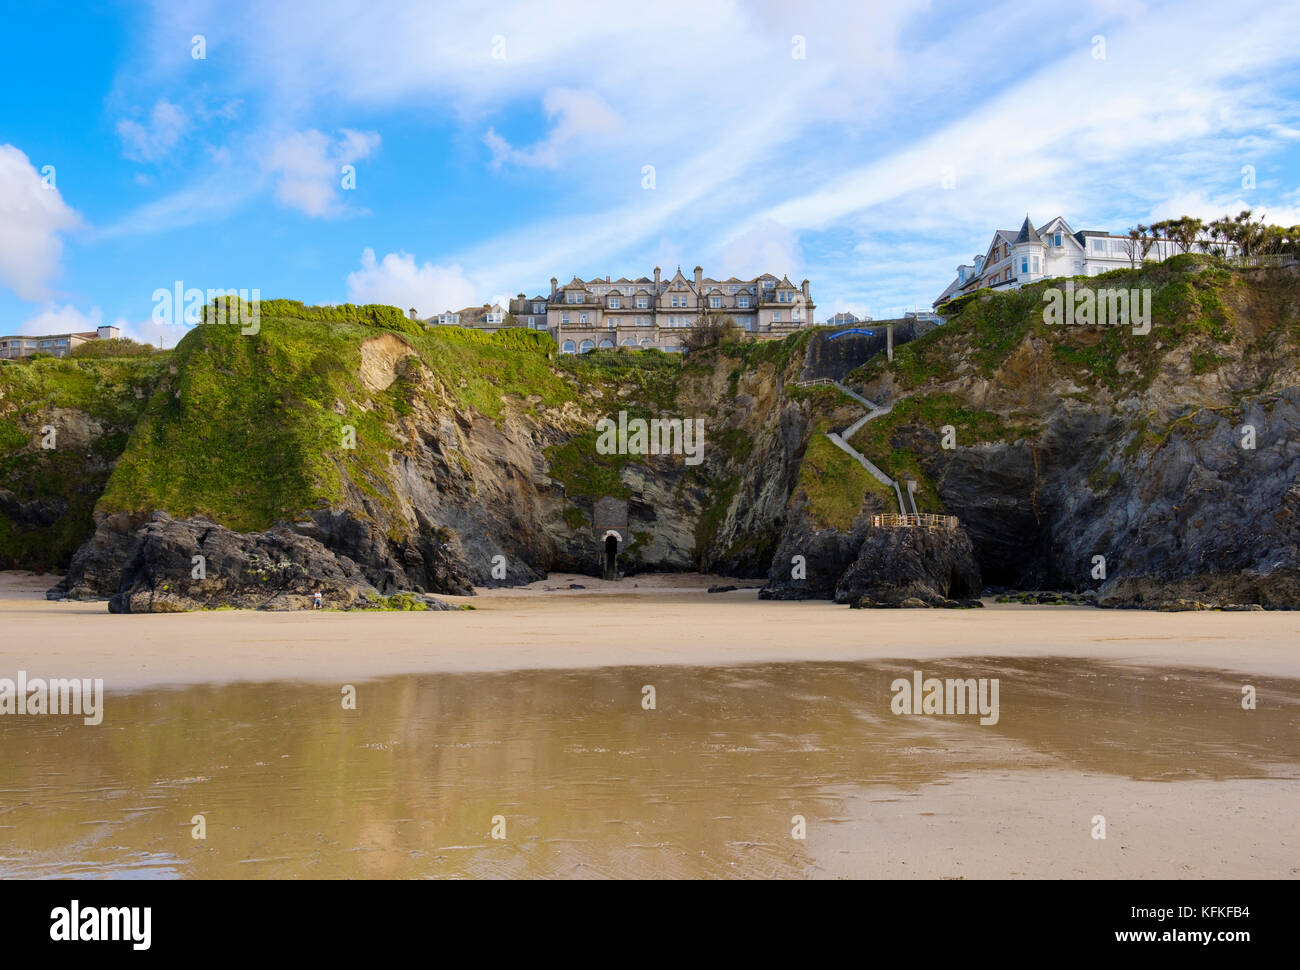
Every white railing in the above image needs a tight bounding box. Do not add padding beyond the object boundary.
[795,377,834,387]
[1225,254,1299,268]
[871,512,959,531]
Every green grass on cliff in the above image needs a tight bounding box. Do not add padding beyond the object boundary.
[96,308,584,531]
[544,428,633,502]
[842,394,1040,514]
[849,393,1040,455]
[847,255,1245,394]
[794,426,889,530]
[0,354,171,567]
[90,303,713,535]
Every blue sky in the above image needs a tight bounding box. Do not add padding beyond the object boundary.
[3,0,1299,343]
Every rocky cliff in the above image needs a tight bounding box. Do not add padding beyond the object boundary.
[4,258,1298,611]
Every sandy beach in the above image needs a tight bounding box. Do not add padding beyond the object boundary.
[3,571,1298,689]
[3,570,1297,879]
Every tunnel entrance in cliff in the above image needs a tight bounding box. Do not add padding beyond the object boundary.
[603,535,619,580]
[593,496,629,581]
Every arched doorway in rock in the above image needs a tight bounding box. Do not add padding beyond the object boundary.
[603,533,619,580]
[592,496,629,582]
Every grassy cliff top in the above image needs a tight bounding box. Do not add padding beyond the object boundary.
[91,302,740,531]
[849,255,1298,396]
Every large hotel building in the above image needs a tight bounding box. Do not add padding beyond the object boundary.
[434,266,814,353]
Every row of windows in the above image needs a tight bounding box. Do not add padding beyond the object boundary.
[561,290,786,308]
[556,309,798,326]
[573,282,769,299]
[560,338,683,354]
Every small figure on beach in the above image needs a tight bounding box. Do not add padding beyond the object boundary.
[313,589,322,610]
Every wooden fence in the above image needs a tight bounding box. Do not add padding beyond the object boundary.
[871,512,960,531]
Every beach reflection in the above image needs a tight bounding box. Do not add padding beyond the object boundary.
[1,658,1296,878]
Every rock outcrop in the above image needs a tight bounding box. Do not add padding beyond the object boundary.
[758,504,869,599]
[834,524,982,608]
[48,512,451,612]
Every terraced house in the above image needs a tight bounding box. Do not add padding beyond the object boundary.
[513,266,815,354]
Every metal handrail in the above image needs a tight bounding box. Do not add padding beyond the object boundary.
[871,512,959,530]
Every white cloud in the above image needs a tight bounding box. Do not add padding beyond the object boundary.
[115,314,179,348]
[0,145,82,301]
[1148,191,1300,228]
[818,298,874,322]
[345,248,480,316]
[101,0,1300,311]
[485,88,623,169]
[17,302,102,336]
[16,304,173,348]
[714,220,802,281]
[264,128,380,217]
[117,99,189,162]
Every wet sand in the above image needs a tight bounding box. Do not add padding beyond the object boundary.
[2,571,1298,690]
[1,571,1297,878]
[0,659,1296,879]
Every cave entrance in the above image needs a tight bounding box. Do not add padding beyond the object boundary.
[603,534,619,580]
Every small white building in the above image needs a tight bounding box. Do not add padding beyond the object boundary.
[933,216,1198,309]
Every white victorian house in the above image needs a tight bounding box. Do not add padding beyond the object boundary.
[932,216,1191,309]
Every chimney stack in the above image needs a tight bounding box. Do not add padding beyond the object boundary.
[551,277,558,297]
[694,265,703,290]
[654,266,661,289]
[802,279,810,300]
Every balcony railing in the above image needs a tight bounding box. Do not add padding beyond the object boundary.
[871,512,960,531]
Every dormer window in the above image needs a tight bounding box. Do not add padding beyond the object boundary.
[710,297,721,308]
[636,296,648,309]
[738,296,750,309]
[1053,233,1062,247]
[610,297,621,308]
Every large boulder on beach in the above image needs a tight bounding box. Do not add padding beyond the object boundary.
[834,523,982,608]
[48,512,452,612]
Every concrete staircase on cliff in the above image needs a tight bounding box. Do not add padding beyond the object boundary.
[796,378,906,513]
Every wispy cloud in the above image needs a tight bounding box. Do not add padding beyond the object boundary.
[116,98,190,162]
[264,128,380,217]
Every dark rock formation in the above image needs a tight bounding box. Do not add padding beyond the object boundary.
[49,512,451,613]
[834,524,983,608]
[798,320,936,383]
[759,505,869,600]
[1095,570,1300,610]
